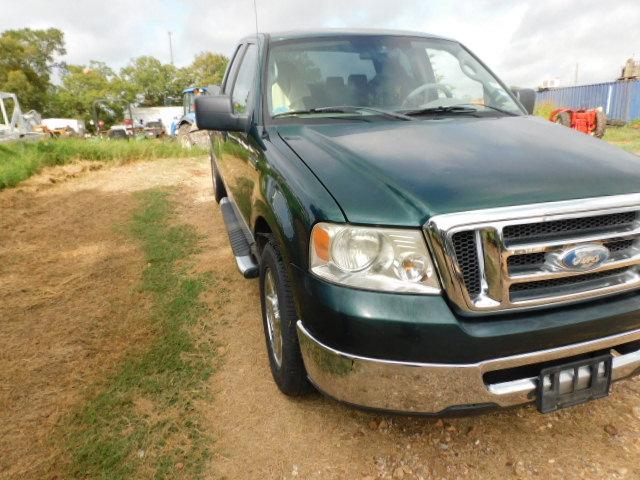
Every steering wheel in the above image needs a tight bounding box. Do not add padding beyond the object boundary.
[402,83,453,108]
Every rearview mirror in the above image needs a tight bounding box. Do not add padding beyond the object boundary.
[512,88,536,115]
[195,95,249,132]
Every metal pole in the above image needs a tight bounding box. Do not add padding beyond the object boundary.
[168,31,174,65]
[91,100,100,135]
[128,102,134,136]
[253,0,259,35]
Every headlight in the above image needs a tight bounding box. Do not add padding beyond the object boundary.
[310,223,440,294]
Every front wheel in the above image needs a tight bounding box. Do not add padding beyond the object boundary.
[259,237,310,396]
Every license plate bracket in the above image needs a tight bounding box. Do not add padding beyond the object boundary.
[536,354,613,413]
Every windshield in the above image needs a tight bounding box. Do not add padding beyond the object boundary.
[266,35,523,119]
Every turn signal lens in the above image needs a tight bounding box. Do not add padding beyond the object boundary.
[395,253,433,282]
[312,225,331,261]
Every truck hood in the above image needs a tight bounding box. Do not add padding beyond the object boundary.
[277,115,640,226]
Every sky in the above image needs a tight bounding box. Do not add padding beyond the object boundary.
[2,0,639,88]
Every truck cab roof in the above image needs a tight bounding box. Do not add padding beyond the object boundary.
[238,29,452,45]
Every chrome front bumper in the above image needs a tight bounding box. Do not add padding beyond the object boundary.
[297,322,640,414]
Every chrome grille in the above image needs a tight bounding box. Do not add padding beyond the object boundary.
[451,230,481,296]
[507,239,635,274]
[425,194,640,314]
[503,211,637,244]
[510,267,630,297]
[507,252,546,272]
[608,239,636,252]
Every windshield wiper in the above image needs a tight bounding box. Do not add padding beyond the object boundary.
[453,103,520,116]
[401,105,480,117]
[272,106,414,121]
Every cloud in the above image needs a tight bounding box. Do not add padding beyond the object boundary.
[0,0,185,67]
[499,0,640,86]
[1,0,638,88]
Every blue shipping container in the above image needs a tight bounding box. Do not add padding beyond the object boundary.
[536,80,640,122]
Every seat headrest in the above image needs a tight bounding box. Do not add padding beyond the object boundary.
[348,74,367,88]
[326,76,345,88]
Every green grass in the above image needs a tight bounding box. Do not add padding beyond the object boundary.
[63,189,220,479]
[603,125,640,153]
[0,138,206,190]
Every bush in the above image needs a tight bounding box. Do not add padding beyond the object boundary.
[0,138,205,189]
[534,101,558,120]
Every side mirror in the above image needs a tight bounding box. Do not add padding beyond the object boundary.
[195,95,249,132]
[206,84,222,95]
[512,88,536,115]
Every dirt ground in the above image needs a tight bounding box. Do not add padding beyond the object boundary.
[2,157,640,480]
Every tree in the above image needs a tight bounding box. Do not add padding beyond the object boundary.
[120,56,181,106]
[0,28,65,111]
[184,52,229,86]
[119,53,229,107]
[0,26,231,120]
[48,61,123,125]
[2,71,37,108]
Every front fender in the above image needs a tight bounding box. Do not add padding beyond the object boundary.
[251,132,345,270]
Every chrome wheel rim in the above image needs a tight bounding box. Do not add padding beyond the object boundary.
[264,268,283,367]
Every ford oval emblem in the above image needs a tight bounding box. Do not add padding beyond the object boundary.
[546,244,610,272]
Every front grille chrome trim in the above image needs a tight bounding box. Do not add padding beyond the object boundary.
[508,256,640,284]
[506,225,640,254]
[425,194,640,314]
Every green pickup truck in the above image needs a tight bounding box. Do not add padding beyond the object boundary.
[195,30,640,415]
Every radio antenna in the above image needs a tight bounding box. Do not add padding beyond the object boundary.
[253,0,260,36]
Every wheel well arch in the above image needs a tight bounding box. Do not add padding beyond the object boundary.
[254,216,273,253]
[253,183,300,266]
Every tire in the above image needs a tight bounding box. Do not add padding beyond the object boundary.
[555,111,572,128]
[259,237,310,396]
[594,110,607,138]
[177,123,193,149]
[210,153,226,203]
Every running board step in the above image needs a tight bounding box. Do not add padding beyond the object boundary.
[220,198,259,278]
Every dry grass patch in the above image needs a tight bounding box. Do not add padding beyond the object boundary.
[61,189,220,480]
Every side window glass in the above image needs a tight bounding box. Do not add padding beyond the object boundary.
[223,45,244,94]
[183,93,190,113]
[231,44,258,114]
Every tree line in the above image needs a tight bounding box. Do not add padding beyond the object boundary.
[0,28,229,124]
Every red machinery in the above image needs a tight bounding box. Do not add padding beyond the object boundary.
[549,108,606,138]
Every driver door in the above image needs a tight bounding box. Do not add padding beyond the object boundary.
[214,43,261,225]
